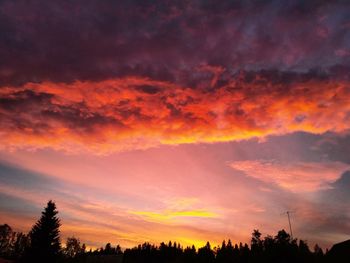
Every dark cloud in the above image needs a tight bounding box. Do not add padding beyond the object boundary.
[0,193,42,217]
[324,171,350,202]
[41,105,125,134]
[312,133,350,164]
[0,161,62,190]
[0,0,349,86]
[295,171,350,243]
[135,85,161,94]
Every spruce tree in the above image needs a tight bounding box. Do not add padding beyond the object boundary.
[26,200,61,262]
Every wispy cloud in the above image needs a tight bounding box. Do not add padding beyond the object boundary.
[130,209,218,223]
[230,160,350,192]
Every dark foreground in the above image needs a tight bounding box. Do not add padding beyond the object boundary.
[1,201,349,263]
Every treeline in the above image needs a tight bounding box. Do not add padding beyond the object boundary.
[122,231,325,263]
[0,201,346,263]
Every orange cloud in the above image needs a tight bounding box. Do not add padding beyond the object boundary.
[0,72,349,154]
[230,160,350,192]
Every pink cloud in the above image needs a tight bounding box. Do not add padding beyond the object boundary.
[335,49,350,57]
[230,160,350,192]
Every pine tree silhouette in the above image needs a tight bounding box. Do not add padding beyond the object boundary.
[25,200,61,262]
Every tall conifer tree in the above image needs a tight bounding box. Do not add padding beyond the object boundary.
[26,200,61,262]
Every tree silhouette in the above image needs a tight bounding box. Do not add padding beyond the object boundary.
[251,229,263,262]
[0,224,14,257]
[12,232,30,260]
[314,243,324,262]
[64,237,86,259]
[198,242,215,263]
[25,200,61,262]
[0,224,29,260]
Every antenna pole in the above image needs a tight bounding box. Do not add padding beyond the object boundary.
[286,211,293,240]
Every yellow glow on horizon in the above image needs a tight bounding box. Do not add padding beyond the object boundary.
[175,238,208,249]
[130,209,218,223]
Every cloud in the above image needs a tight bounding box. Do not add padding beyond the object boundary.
[129,197,219,223]
[130,209,218,223]
[281,172,350,246]
[0,161,227,248]
[1,139,349,249]
[0,0,349,153]
[230,160,350,192]
[0,70,349,153]
[0,0,349,86]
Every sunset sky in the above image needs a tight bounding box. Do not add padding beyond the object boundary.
[0,0,349,250]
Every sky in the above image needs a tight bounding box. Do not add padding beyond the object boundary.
[0,0,350,250]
